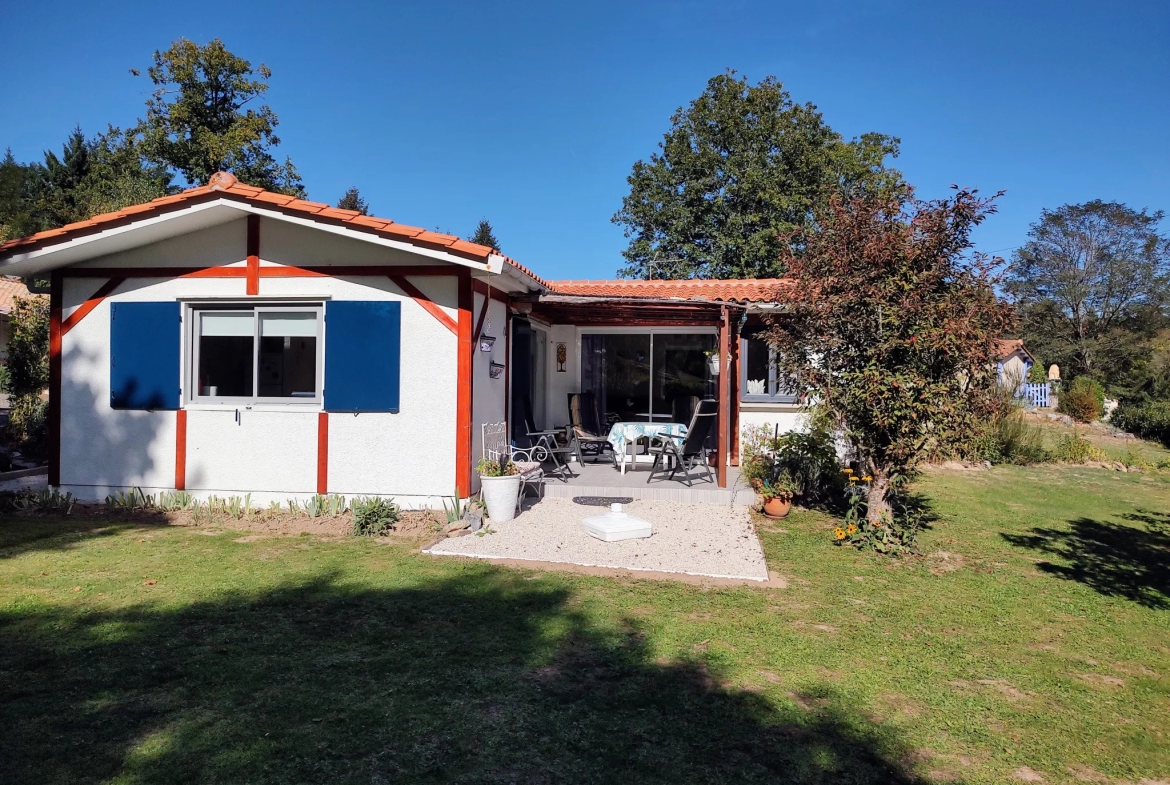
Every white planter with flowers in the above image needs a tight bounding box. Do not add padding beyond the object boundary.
[479,475,521,522]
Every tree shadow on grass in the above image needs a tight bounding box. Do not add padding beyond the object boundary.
[1,569,941,784]
[1001,510,1170,609]
[0,514,175,561]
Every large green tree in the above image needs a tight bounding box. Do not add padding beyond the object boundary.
[1006,201,1170,390]
[613,72,902,280]
[767,187,1013,524]
[136,38,304,195]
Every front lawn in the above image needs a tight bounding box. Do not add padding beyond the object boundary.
[1,466,1168,784]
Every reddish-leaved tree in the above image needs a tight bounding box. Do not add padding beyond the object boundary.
[767,187,1014,523]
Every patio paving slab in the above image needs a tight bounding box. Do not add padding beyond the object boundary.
[424,497,768,581]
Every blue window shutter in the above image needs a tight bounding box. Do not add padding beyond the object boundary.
[110,302,181,410]
[324,301,401,412]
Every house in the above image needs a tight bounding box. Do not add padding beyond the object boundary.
[0,172,799,505]
[996,339,1034,389]
[0,276,34,363]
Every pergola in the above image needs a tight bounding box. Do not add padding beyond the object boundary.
[511,292,748,487]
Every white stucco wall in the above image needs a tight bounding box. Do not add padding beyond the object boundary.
[471,291,509,492]
[738,405,808,456]
[544,324,579,430]
[58,217,463,507]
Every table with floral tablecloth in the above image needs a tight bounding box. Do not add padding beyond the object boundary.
[606,421,688,474]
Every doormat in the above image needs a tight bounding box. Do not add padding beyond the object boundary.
[572,496,635,506]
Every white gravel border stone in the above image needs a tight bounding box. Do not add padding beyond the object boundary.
[424,497,768,581]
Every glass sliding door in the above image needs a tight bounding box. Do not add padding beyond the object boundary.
[581,332,715,426]
[580,334,651,425]
[651,333,716,425]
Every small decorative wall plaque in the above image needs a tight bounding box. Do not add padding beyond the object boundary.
[489,361,505,379]
[556,342,567,372]
[479,335,496,352]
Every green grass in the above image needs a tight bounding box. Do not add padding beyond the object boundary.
[1,466,1168,784]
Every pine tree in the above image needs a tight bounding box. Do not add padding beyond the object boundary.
[336,186,369,215]
[469,219,500,252]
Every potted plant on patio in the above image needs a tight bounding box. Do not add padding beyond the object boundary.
[476,456,521,523]
[756,471,798,519]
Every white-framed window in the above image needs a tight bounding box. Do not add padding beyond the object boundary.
[187,303,323,405]
[741,329,800,404]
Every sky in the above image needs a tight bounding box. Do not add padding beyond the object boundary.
[1,0,1166,280]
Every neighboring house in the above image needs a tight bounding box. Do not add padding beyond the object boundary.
[0,276,33,363]
[0,172,799,504]
[996,339,1034,389]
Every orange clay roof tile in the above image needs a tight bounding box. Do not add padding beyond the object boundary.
[316,207,362,220]
[380,223,426,239]
[449,239,493,256]
[284,199,329,213]
[346,215,390,229]
[547,278,792,302]
[251,191,297,206]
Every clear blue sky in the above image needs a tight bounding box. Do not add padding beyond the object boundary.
[2,1,1166,280]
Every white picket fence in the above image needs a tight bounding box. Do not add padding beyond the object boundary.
[1017,382,1050,408]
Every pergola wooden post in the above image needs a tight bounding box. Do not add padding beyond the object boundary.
[717,306,730,488]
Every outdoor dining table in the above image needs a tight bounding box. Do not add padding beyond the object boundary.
[607,421,688,475]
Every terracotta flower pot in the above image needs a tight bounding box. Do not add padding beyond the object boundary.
[763,496,792,519]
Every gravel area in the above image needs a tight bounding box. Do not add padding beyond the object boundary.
[425,498,768,581]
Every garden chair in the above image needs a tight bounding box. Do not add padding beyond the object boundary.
[646,398,718,486]
[523,407,576,481]
[670,394,700,428]
[481,422,544,513]
[567,392,616,466]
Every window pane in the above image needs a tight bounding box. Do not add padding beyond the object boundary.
[260,313,316,337]
[198,312,253,396]
[258,312,318,397]
[745,337,770,396]
[200,312,254,336]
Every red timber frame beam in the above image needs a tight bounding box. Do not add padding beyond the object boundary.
[456,271,474,498]
[717,306,730,488]
[388,274,457,335]
[246,214,260,295]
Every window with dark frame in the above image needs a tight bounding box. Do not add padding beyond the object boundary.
[193,306,321,403]
[740,329,799,403]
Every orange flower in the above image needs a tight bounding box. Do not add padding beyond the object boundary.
[833,527,846,540]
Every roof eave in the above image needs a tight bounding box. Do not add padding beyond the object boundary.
[0,195,498,277]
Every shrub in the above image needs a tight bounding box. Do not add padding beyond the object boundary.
[1058,377,1104,423]
[741,419,841,502]
[967,403,1051,465]
[5,295,49,456]
[1111,400,1170,447]
[1027,362,1047,384]
[1050,434,1104,463]
[352,496,400,536]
